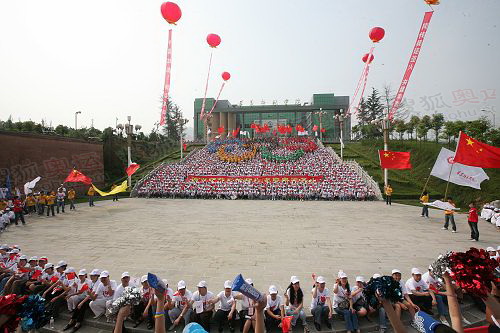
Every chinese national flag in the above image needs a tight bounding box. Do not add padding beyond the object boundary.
[50,276,59,283]
[31,270,42,280]
[126,163,141,176]
[379,150,412,169]
[454,132,500,168]
[79,284,89,292]
[66,272,76,280]
[281,316,293,333]
[64,169,92,185]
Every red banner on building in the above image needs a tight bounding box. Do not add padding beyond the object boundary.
[389,11,433,120]
[186,175,324,183]
[160,29,173,126]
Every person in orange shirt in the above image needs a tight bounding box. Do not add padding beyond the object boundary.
[26,194,37,214]
[0,199,7,211]
[87,186,95,207]
[37,192,46,215]
[442,197,457,232]
[45,191,56,217]
[67,188,76,210]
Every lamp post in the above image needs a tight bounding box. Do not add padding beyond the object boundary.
[372,117,391,187]
[335,109,346,160]
[314,108,326,142]
[119,116,141,189]
[481,109,496,127]
[74,111,82,130]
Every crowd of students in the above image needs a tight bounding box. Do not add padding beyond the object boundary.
[0,244,498,333]
[481,202,500,231]
[136,138,376,201]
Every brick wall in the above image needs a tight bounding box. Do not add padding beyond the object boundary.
[0,131,104,196]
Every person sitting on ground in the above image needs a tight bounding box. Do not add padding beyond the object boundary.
[422,266,451,325]
[66,269,91,312]
[405,267,435,315]
[89,271,116,319]
[191,280,215,332]
[350,276,369,320]
[310,275,333,331]
[211,280,237,333]
[168,280,193,330]
[132,275,153,328]
[264,285,284,332]
[391,269,419,326]
[284,276,308,332]
[234,278,256,333]
[333,271,359,333]
[149,279,174,330]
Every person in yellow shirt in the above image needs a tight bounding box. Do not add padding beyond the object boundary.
[442,197,457,232]
[0,199,7,211]
[67,188,76,210]
[26,194,37,214]
[46,191,56,217]
[37,192,46,215]
[87,186,95,207]
[384,184,393,206]
[420,191,429,218]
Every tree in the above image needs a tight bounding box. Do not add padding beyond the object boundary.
[430,113,445,143]
[162,98,188,142]
[356,88,385,125]
[465,117,491,141]
[416,122,428,141]
[487,128,500,147]
[394,120,407,140]
[440,121,456,146]
[406,116,420,140]
[55,125,70,136]
[420,115,432,141]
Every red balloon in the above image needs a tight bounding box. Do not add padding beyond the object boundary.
[161,2,182,24]
[222,72,231,81]
[207,34,221,48]
[362,53,374,64]
[369,27,385,43]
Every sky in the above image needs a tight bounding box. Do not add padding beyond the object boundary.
[1,0,499,136]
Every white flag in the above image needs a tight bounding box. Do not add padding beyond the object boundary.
[430,148,489,189]
[424,200,460,211]
[24,176,41,195]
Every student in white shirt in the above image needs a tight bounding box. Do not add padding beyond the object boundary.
[333,272,359,333]
[405,268,435,315]
[131,275,154,329]
[265,285,284,332]
[168,280,193,329]
[66,269,91,312]
[284,276,308,331]
[234,278,256,333]
[211,280,237,333]
[311,275,332,331]
[191,280,215,331]
[391,269,418,325]
[422,267,450,324]
[105,272,131,318]
[89,271,117,318]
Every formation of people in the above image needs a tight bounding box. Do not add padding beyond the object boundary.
[137,138,377,201]
[1,244,499,333]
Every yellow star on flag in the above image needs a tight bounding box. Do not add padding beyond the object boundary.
[384,152,390,158]
[466,138,474,146]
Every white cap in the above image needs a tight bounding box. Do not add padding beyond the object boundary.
[224,280,232,289]
[372,273,381,279]
[316,276,326,283]
[65,267,75,274]
[178,280,186,290]
[497,246,500,251]
[268,285,278,294]
[487,246,496,252]
[290,276,300,284]
[141,275,148,283]
[245,278,253,285]
[162,279,169,287]
[29,256,38,262]
[9,249,19,254]
[121,272,130,278]
[356,276,365,283]
[391,269,401,275]
[78,269,87,276]
[19,255,28,260]
[411,268,422,275]
[44,263,54,270]
[99,270,110,278]
[55,260,67,269]
[197,280,207,288]
[339,272,348,279]
[90,269,101,276]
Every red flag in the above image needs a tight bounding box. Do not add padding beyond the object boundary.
[126,163,141,176]
[281,316,293,333]
[183,143,187,151]
[66,272,76,280]
[50,276,59,283]
[218,126,225,135]
[18,267,31,273]
[312,125,318,132]
[64,169,92,185]
[378,150,412,169]
[232,128,240,137]
[31,270,42,280]
[79,284,89,293]
[320,128,326,133]
[453,132,500,168]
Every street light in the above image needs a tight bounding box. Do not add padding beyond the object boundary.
[372,117,391,187]
[118,117,141,190]
[74,111,82,130]
[335,109,346,160]
[314,108,326,142]
[481,109,496,127]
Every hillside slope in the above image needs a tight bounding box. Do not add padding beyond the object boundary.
[328,140,499,208]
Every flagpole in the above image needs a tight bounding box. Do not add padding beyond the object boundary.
[420,172,431,198]
[444,163,454,200]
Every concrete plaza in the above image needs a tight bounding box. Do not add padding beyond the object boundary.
[3,198,498,307]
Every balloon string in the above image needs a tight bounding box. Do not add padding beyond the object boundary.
[160,28,173,126]
[200,51,213,120]
[207,82,226,117]
[346,46,374,115]
[355,65,370,114]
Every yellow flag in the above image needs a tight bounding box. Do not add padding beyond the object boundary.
[92,180,128,197]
